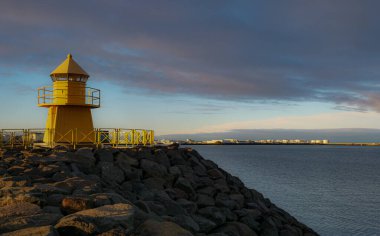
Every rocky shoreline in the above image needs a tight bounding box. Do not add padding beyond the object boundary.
[0,146,318,236]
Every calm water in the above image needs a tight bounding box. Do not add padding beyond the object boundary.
[185,145,380,236]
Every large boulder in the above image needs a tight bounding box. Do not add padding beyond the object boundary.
[197,194,215,208]
[197,207,226,226]
[99,162,125,184]
[135,219,193,236]
[2,225,58,236]
[0,202,62,233]
[0,176,31,188]
[211,222,258,236]
[94,149,114,162]
[66,148,96,174]
[167,150,188,166]
[173,214,200,233]
[174,177,196,198]
[140,159,167,178]
[192,214,217,233]
[53,176,102,194]
[154,192,187,216]
[115,152,139,167]
[61,196,94,214]
[55,203,135,235]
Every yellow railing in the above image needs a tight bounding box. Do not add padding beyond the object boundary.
[0,128,155,149]
[37,86,100,107]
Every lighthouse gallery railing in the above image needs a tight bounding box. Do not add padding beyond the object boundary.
[37,86,100,107]
[0,128,155,149]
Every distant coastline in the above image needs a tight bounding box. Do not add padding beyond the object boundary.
[179,142,380,146]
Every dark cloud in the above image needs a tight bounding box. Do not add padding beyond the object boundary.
[1,0,380,110]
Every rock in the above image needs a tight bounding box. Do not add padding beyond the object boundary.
[174,188,190,200]
[226,175,244,189]
[0,147,318,235]
[134,200,151,214]
[214,178,229,192]
[91,192,129,207]
[2,225,58,236]
[7,166,25,175]
[169,166,182,177]
[177,165,194,178]
[234,208,262,219]
[154,192,187,216]
[174,177,196,197]
[173,215,200,233]
[55,203,135,235]
[115,152,139,167]
[239,215,260,231]
[131,182,155,201]
[43,206,62,215]
[144,177,165,190]
[51,171,73,182]
[229,194,245,209]
[0,186,46,207]
[0,176,31,188]
[211,222,258,236]
[95,149,114,162]
[279,228,299,236]
[136,219,193,236]
[0,205,61,233]
[167,150,188,166]
[38,164,62,177]
[99,162,125,184]
[215,193,237,210]
[67,149,96,174]
[61,196,94,214]
[75,147,94,159]
[0,202,42,218]
[197,207,226,226]
[154,149,171,168]
[145,201,167,216]
[261,217,279,236]
[34,184,70,195]
[196,194,215,208]
[219,207,237,221]
[47,194,65,207]
[200,159,218,170]
[97,227,126,236]
[177,198,197,214]
[193,165,208,177]
[53,176,102,194]
[140,159,167,178]
[192,214,217,233]
[194,176,213,189]
[123,167,142,181]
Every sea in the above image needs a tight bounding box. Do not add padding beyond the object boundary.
[184,145,380,236]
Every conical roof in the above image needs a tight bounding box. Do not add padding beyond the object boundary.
[50,54,89,78]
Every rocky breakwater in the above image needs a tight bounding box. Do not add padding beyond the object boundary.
[0,146,318,236]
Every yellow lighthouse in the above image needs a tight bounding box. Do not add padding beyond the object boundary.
[38,54,100,145]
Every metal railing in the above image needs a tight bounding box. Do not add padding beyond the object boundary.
[37,86,100,107]
[0,128,155,149]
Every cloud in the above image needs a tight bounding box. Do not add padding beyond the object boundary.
[1,1,380,111]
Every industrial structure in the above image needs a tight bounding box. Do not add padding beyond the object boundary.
[0,54,154,149]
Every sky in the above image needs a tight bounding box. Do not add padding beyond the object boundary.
[1,1,380,141]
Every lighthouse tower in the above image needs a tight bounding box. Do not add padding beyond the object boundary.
[38,54,100,144]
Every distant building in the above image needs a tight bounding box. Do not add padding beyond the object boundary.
[223,139,238,144]
[204,140,223,144]
[159,139,174,144]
